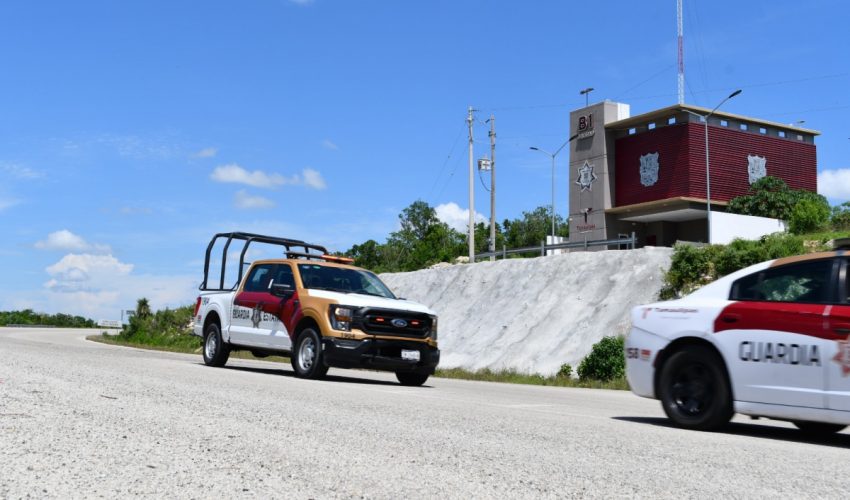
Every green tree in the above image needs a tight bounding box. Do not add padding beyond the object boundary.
[727,176,798,220]
[831,202,850,231]
[503,206,569,251]
[136,298,152,318]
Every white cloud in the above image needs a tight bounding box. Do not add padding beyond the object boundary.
[818,168,850,201]
[302,168,326,190]
[119,206,154,215]
[435,202,487,232]
[0,197,20,212]
[210,163,295,188]
[210,164,326,190]
[234,190,276,210]
[38,251,197,320]
[1,163,44,180]
[322,139,339,151]
[193,147,218,158]
[35,230,111,253]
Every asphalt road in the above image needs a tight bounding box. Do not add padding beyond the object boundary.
[2,327,849,498]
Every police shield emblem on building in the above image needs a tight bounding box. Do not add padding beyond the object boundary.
[639,152,659,187]
[747,154,767,184]
[575,160,597,192]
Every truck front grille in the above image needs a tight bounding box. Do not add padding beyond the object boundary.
[353,308,432,339]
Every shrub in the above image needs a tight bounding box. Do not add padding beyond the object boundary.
[577,336,625,381]
[557,364,573,378]
[660,233,808,299]
[789,196,831,234]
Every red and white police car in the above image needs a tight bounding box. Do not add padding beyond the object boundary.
[626,249,850,434]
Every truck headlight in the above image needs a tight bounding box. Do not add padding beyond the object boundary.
[330,305,353,332]
[429,315,438,341]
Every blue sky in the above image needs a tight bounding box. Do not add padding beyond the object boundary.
[1,0,848,319]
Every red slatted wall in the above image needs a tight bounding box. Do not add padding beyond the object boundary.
[614,123,816,207]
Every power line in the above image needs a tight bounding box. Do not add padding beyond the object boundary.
[426,123,466,201]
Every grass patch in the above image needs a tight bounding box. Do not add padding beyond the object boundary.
[434,367,630,390]
[88,332,291,363]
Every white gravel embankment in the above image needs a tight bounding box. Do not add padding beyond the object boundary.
[381,247,672,376]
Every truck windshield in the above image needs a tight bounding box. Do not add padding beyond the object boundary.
[297,264,397,299]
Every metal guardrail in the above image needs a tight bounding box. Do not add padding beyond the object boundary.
[474,232,636,261]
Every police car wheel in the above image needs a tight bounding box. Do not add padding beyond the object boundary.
[793,421,846,436]
[292,327,329,379]
[203,322,230,367]
[659,346,732,431]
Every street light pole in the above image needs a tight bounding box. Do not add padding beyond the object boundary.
[684,89,741,244]
[530,133,580,238]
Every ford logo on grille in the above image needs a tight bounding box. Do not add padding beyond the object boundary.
[391,318,408,328]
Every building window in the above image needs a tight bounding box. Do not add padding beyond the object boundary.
[759,127,767,134]
[720,119,728,127]
[648,122,656,130]
[740,123,748,131]
[698,115,706,122]
[668,117,676,125]
[797,134,804,141]
[778,130,786,138]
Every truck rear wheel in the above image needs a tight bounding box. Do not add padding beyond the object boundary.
[292,328,329,379]
[203,322,230,367]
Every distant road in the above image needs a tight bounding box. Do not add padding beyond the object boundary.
[2,327,849,498]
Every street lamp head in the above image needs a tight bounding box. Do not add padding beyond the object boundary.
[529,146,539,151]
[729,89,742,99]
[580,87,594,95]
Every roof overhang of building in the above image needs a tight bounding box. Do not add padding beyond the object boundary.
[604,103,820,136]
[606,197,727,223]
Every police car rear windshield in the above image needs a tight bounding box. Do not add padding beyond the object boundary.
[298,264,396,299]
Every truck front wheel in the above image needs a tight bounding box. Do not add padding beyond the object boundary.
[396,371,430,387]
[203,322,230,367]
[292,328,329,379]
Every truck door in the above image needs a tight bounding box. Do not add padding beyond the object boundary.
[231,263,278,346]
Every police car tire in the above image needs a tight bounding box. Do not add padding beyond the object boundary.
[292,328,329,379]
[658,346,733,431]
[396,371,429,386]
[203,322,230,367]
[793,421,846,436]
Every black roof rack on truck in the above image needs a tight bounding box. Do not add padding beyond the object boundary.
[201,232,329,291]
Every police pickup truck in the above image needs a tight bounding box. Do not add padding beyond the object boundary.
[192,232,440,386]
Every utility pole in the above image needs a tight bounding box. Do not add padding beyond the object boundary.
[467,106,475,262]
[488,115,496,262]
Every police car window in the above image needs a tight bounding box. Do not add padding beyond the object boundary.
[244,264,275,292]
[731,259,834,303]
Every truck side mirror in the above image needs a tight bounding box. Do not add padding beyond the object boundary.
[270,283,294,299]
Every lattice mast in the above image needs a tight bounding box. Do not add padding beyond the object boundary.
[677,0,685,105]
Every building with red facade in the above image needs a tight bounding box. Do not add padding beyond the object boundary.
[566,101,818,247]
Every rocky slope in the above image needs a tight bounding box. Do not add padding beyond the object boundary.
[381,247,673,376]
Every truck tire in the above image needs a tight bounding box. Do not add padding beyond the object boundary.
[292,328,329,379]
[658,345,732,431]
[396,371,430,387]
[203,322,230,367]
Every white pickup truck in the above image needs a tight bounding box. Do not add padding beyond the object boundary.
[192,232,440,386]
